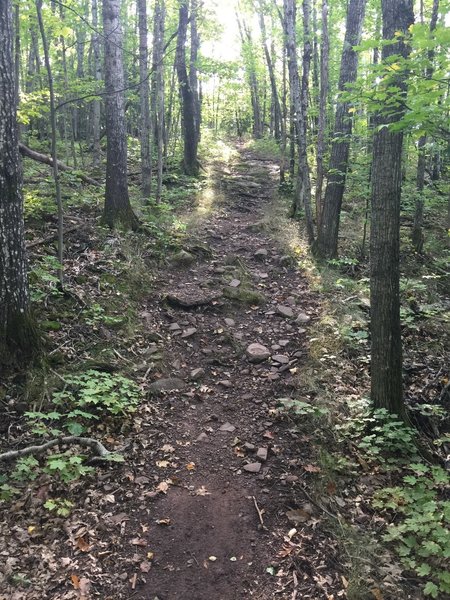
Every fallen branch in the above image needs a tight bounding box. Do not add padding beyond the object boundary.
[27,225,78,249]
[19,143,102,187]
[0,436,111,462]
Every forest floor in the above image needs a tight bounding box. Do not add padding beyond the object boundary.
[1,142,447,600]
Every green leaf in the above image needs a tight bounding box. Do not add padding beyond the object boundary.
[423,582,439,598]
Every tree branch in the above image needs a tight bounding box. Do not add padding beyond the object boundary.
[0,436,112,462]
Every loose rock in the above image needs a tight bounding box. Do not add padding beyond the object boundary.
[246,343,270,363]
[243,462,261,473]
[148,378,186,395]
[276,305,294,319]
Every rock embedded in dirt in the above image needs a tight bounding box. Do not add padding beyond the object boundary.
[243,462,261,473]
[272,354,289,364]
[254,248,268,261]
[229,279,241,288]
[169,249,195,266]
[218,380,232,388]
[168,323,181,331]
[190,367,205,381]
[295,312,311,323]
[279,255,295,267]
[224,318,235,327]
[148,378,186,395]
[244,442,256,452]
[256,447,268,462]
[181,327,197,338]
[219,422,236,433]
[166,289,222,309]
[246,343,271,363]
[276,305,294,319]
[195,432,209,443]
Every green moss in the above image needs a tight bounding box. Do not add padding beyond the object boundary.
[223,285,266,305]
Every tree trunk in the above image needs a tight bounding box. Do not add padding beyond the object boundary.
[0,0,35,364]
[237,15,263,139]
[102,0,138,229]
[36,0,64,286]
[313,0,367,259]
[283,0,314,243]
[176,0,199,176]
[190,0,201,143]
[316,0,329,229]
[138,0,151,199]
[411,0,439,253]
[91,0,102,169]
[153,0,166,202]
[370,0,414,415]
[258,5,282,141]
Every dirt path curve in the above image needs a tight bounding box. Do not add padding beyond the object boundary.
[130,146,320,600]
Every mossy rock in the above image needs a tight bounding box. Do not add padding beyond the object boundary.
[223,286,266,305]
[169,249,196,266]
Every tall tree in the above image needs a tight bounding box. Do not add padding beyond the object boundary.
[411,0,439,253]
[0,0,34,363]
[176,0,200,176]
[91,0,102,169]
[283,0,314,243]
[237,14,263,139]
[102,0,138,228]
[370,0,414,415]
[138,0,151,199]
[151,0,166,202]
[315,0,329,228]
[313,0,367,259]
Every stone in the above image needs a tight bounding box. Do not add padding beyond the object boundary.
[244,442,256,452]
[219,422,236,433]
[246,343,270,363]
[254,248,268,260]
[224,318,235,327]
[243,462,261,473]
[296,312,311,323]
[149,378,186,395]
[272,354,289,364]
[166,289,222,309]
[279,339,290,347]
[279,255,294,267]
[181,327,197,338]
[168,323,181,331]
[195,432,209,443]
[229,279,241,288]
[276,305,294,318]
[256,447,268,462]
[169,249,195,266]
[190,368,205,381]
[218,380,232,388]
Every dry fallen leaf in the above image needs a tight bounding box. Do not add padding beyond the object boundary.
[195,486,211,496]
[303,464,321,473]
[186,462,196,471]
[75,536,91,553]
[286,506,313,524]
[156,518,171,526]
[156,481,170,494]
[130,538,147,546]
[156,460,170,468]
[161,444,175,453]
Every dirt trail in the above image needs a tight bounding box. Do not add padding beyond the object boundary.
[131,147,320,599]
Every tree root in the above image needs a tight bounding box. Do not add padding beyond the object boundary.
[0,436,112,463]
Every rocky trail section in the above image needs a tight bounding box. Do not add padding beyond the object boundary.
[1,149,351,600]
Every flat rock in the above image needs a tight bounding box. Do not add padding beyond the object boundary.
[166,288,222,309]
[256,447,268,462]
[190,367,205,381]
[246,343,270,363]
[254,248,268,260]
[218,380,232,388]
[243,462,261,473]
[219,422,236,433]
[149,378,186,395]
[229,279,241,288]
[276,305,294,318]
[296,312,311,323]
[181,327,197,338]
[169,249,195,266]
[224,318,235,327]
[168,323,181,331]
[244,442,256,452]
[272,354,289,364]
[195,432,209,442]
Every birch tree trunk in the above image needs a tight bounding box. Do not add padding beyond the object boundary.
[138,0,151,199]
[258,5,282,141]
[313,0,367,259]
[102,0,138,229]
[284,0,314,243]
[316,0,329,228]
[151,0,166,202]
[91,0,102,169]
[0,0,35,364]
[370,0,414,415]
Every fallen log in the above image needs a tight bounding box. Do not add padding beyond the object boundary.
[0,436,112,462]
[19,143,102,187]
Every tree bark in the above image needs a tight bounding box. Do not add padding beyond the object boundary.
[176,0,199,176]
[315,0,329,229]
[370,0,414,415]
[102,0,138,229]
[411,0,439,253]
[138,0,151,199]
[258,4,282,141]
[91,0,102,169]
[151,0,166,202]
[237,14,263,139]
[190,0,201,143]
[313,0,367,259]
[0,0,35,364]
[283,0,314,243]
[36,0,64,286]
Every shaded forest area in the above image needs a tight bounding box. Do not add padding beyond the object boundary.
[0,0,449,598]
